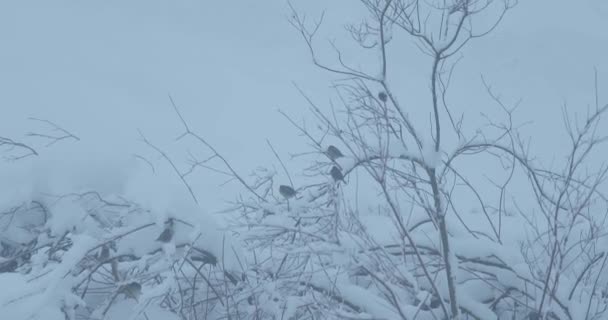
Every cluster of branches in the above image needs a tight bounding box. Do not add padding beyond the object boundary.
[0,191,251,320]
[0,117,79,161]
[2,1,608,320]
[113,1,608,319]
[172,0,607,319]
[0,119,252,319]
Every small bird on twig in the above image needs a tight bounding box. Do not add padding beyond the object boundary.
[378,91,388,103]
[279,185,296,199]
[119,282,142,300]
[97,245,110,261]
[156,219,174,243]
[330,166,345,182]
[325,145,344,160]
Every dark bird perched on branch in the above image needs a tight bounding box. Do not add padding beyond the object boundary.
[326,145,344,160]
[156,219,174,243]
[119,282,142,300]
[330,166,344,182]
[279,185,296,199]
[97,245,110,261]
[378,91,388,103]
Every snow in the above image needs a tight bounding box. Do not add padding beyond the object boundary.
[1,1,607,320]
[459,292,498,320]
[0,235,96,320]
[309,276,402,320]
[421,142,442,169]
[46,198,88,236]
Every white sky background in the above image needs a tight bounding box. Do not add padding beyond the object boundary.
[1,0,607,214]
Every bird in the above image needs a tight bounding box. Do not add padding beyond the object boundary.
[156,219,174,243]
[378,91,388,103]
[191,251,218,266]
[97,245,110,261]
[279,185,296,199]
[330,166,344,182]
[119,282,142,300]
[325,145,344,160]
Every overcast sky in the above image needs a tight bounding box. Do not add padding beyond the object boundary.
[1,0,607,213]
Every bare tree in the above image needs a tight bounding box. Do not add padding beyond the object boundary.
[211,1,608,319]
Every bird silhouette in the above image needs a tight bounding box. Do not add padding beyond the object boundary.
[97,245,110,261]
[378,91,388,102]
[326,145,344,160]
[279,185,296,199]
[156,219,174,243]
[330,166,344,182]
[120,282,142,300]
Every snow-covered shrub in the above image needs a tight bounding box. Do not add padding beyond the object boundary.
[0,192,245,320]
